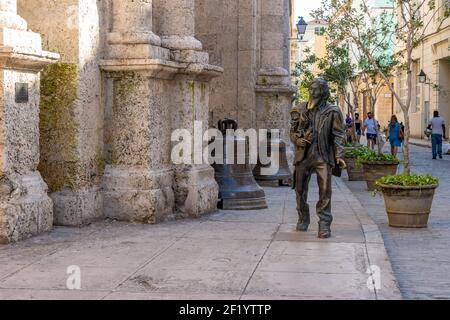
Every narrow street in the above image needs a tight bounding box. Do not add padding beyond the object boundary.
[346,144,450,299]
[0,180,400,300]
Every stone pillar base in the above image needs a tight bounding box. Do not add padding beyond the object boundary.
[0,173,53,244]
[102,166,175,224]
[51,189,103,227]
[108,43,170,60]
[174,165,218,218]
[161,35,202,51]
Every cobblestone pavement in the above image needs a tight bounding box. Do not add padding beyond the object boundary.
[345,144,450,299]
[0,180,400,300]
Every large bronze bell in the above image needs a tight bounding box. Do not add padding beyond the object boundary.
[253,131,292,186]
[212,119,268,210]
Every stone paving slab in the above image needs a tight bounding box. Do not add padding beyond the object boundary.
[344,144,450,299]
[0,180,401,300]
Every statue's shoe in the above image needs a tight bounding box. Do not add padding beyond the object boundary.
[318,228,331,239]
[318,221,332,238]
[296,221,309,232]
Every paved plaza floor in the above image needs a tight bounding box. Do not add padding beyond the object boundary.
[0,177,400,300]
[346,144,450,299]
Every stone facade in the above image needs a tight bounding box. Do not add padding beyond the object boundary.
[344,75,394,130]
[0,0,293,243]
[195,0,295,138]
[0,0,59,243]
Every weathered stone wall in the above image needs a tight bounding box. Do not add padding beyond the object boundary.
[3,0,292,239]
[195,0,260,129]
[18,0,104,226]
[18,0,78,63]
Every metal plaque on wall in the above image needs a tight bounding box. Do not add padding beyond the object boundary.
[15,83,29,103]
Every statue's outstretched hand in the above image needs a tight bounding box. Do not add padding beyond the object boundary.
[296,138,309,147]
[336,158,346,169]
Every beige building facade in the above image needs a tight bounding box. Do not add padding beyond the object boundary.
[298,19,327,75]
[344,76,394,130]
[394,1,450,138]
[0,0,294,243]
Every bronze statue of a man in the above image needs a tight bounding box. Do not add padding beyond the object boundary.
[290,78,346,239]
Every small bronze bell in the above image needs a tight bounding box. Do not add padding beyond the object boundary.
[212,119,268,210]
[253,131,292,186]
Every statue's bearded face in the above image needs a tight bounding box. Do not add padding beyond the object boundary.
[309,82,322,99]
[308,81,323,110]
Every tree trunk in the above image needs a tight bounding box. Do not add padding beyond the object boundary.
[403,111,411,175]
[403,46,413,175]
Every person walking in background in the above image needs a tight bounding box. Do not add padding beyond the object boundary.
[400,122,405,135]
[345,114,353,127]
[363,112,378,150]
[354,113,362,144]
[387,115,403,157]
[345,114,354,144]
[428,110,446,159]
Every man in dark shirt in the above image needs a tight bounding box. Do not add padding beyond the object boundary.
[290,78,346,239]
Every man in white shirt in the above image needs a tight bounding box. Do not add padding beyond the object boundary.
[363,112,378,150]
[428,110,446,159]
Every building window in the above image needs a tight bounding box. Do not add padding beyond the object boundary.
[314,27,325,35]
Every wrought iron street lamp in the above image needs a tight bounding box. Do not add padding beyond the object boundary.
[296,16,308,40]
[418,69,429,84]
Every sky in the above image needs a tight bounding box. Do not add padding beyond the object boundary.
[295,0,322,22]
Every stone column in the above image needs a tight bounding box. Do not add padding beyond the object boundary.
[256,0,293,139]
[157,0,201,50]
[101,0,175,223]
[255,0,295,171]
[170,73,221,218]
[0,0,59,243]
[101,70,176,223]
[101,0,223,222]
[154,0,208,63]
[107,0,167,59]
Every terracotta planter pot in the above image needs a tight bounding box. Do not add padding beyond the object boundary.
[379,184,438,228]
[344,157,365,181]
[362,161,399,191]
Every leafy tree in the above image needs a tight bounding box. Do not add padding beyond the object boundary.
[313,0,450,175]
[291,47,317,102]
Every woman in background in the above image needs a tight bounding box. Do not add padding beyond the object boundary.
[354,113,362,144]
[387,115,403,157]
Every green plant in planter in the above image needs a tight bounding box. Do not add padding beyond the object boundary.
[371,174,439,196]
[344,146,369,159]
[356,149,399,168]
[344,141,357,148]
[374,173,439,228]
[376,174,439,188]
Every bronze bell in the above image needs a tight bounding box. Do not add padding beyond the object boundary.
[212,119,268,210]
[253,131,292,186]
